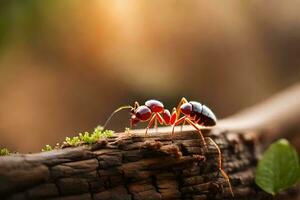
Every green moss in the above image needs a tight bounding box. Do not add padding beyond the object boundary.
[42,144,53,152]
[2,127,113,154]
[65,126,114,146]
[65,136,81,146]
[0,148,10,156]
[39,126,114,150]
[93,126,114,138]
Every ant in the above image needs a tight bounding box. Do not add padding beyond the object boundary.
[103,98,233,197]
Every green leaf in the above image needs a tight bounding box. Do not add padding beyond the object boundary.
[255,139,300,195]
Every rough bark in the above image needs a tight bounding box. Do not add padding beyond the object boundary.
[1,83,300,200]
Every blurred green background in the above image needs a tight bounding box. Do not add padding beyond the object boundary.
[0,0,300,152]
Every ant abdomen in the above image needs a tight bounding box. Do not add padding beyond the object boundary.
[200,105,217,126]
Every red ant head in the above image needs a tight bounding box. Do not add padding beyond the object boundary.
[130,105,152,127]
[180,102,192,116]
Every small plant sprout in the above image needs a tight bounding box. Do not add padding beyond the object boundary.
[0,148,10,156]
[42,145,53,152]
[124,127,134,137]
[79,132,94,144]
[93,126,114,138]
[55,143,60,149]
[65,136,81,146]
[125,127,131,134]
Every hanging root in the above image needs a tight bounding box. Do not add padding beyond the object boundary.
[206,137,234,198]
[103,105,133,129]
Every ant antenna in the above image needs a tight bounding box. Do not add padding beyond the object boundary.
[103,105,133,129]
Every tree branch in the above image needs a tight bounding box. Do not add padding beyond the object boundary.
[1,83,300,200]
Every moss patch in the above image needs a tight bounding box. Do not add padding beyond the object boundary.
[42,144,53,152]
[65,126,114,146]
[41,126,114,151]
[0,148,10,156]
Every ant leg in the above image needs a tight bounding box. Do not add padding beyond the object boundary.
[206,137,234,197]
[172,116,186,136]
[176,97,188,113]
[155,112,168,133]
[145,113,166,135]
[154,117,158,133]
[145,114,156,135]
[170,116,186,143]
[180,120,186,132]
[170,108,178,137]
[171,97,188,125]
[174,97,189,121]
[156,113,165,125]
[206,138,222,168]
[184,118,207,150]
[169,97,189,133]
[173,97,188,136]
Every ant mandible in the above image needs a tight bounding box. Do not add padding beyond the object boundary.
[103,98,233,197]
